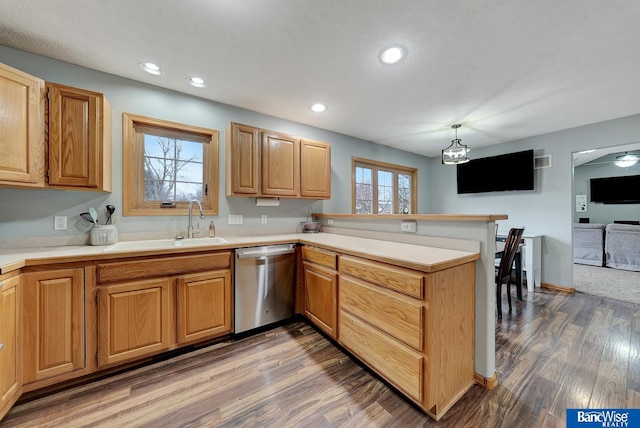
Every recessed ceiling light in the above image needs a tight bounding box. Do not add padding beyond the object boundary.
[311,103,327,113]
[380,45,406,64]
[139,62,164,75]
[187,77,207,88]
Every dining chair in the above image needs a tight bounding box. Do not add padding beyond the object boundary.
[496,227,525,319]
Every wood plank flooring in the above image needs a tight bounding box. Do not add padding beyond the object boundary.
[3,288,639,427]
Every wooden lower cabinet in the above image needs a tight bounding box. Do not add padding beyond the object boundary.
[339,310,423,402]
[22,268,85,384]
[0,274,21,421]
[303,262,337,339]
[337,254,476,421]
[177,270,232,345]
[97,278,172,367]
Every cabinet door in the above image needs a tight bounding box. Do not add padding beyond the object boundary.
[0,275,21,420]
[300,139,331,199]
[226,122,260,195]
[0,62,45,187]
[303,261,337,339]
[22,268,85,383]
[47,82,111,191]
[261,131,299,196]
[177,270,232,345]
[97,278,171,367]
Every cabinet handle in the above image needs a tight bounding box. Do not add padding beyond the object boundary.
[0,343,4,352]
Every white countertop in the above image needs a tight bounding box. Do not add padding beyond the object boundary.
[0,232,480,275]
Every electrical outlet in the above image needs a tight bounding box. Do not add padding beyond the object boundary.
[400,220,417,233]
[327,219,334,225]
[54,215,68,230]
[261,214,267,224]
[228,214,243,225]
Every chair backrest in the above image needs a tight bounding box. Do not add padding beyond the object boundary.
[497,228,525,283]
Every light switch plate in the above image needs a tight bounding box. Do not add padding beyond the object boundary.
[228,214,243,225]
[261,214,267,224]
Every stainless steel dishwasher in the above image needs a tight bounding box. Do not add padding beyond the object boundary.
[234,244,296,333]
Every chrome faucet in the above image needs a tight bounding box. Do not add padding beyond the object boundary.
[187,200,205,238]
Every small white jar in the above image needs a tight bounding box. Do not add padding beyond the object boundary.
[90,225,118,245]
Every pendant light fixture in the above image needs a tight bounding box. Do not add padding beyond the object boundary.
[442,124,470,165]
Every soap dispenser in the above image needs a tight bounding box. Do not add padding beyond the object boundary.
[208,220,216,238]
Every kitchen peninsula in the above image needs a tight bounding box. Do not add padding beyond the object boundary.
[0,222,490,421]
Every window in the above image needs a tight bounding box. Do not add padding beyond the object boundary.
[123,113,219,216]
[352,157,417,214]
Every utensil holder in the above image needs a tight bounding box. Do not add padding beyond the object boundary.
[91,225,118,245]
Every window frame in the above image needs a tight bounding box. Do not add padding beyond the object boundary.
[352,157,418,215]
[122,113,219,216]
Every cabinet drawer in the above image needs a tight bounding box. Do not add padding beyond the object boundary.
[339,255,423,299]
[340,276,423,351]
[97,252,231,283]
[339,310,423,403]
[302,246,337,270]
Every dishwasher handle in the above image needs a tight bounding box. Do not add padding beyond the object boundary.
[236,245,295,259]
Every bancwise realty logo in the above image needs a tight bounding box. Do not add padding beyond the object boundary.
[567,409,640,427]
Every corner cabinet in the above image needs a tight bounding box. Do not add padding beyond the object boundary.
[226,122,331,199]
[46,82,112,191]
[0,274,22,421]
[22,268,86,384]
[0,62,45,187]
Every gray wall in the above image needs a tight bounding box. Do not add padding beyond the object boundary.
[428,114,640,288]
[573,155,640,224]
[0,45,430,242]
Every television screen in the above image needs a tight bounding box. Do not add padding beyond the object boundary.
[590,175,640,204]
[456,149,534,194]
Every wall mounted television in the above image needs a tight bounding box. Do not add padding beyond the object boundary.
[456,149,534,194]
[590,175,640,204]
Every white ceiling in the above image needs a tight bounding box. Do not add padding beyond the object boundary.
[1,0,640,158]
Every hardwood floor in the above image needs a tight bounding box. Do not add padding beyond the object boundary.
[3,288,639,427]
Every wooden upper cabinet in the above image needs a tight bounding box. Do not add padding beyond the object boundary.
[300,139,331,199]
[22,268,85,384]
[0,62,45,187]
[261,131,300,197]
[226,122,260,195]
[46,82,112,191]
[226,122,331,199]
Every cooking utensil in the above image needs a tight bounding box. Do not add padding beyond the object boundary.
[106,205,115,225]
[79,212,94,223]
[88,207,98,225]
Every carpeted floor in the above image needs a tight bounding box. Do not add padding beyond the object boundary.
[573,263,640,305]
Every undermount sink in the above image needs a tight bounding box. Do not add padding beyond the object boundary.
[103,237,228,252]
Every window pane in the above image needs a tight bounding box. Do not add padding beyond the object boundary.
[398,173,412,214]
[355,166,373,214]
[143,134,205,203]
[377,170,393,214]
[144,135,175,157]
[176,139,203,162]
[175,182,203,202]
